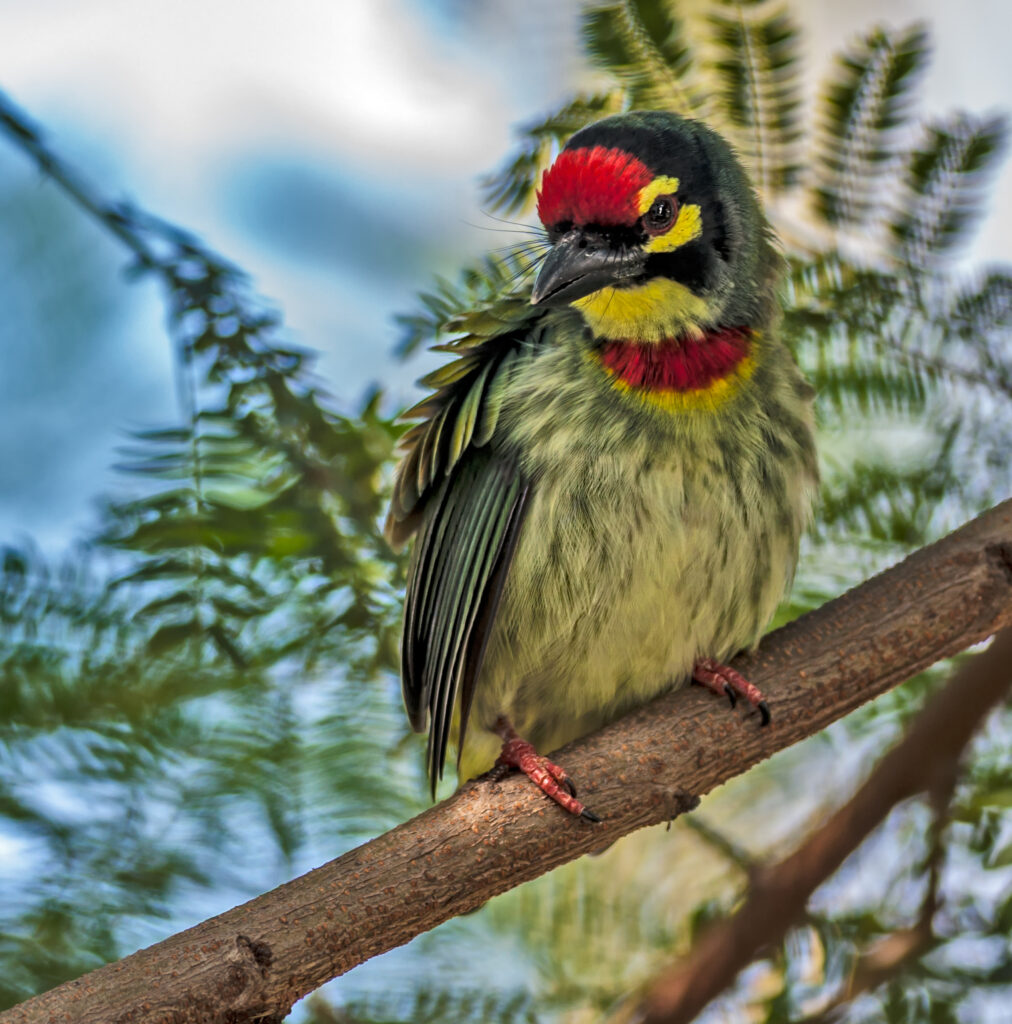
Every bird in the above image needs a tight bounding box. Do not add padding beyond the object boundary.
[385,110,818,821]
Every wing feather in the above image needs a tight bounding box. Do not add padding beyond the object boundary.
[417,458,526,785]
[386,301,549,790]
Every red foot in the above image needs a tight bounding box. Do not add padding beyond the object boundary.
[693,658,771,726]
[493,718,601,822]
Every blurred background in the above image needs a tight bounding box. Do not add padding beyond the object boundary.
[2,0,1010,551]
[0,1,1010,1021]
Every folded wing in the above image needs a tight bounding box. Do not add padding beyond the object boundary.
[385,300,546,790]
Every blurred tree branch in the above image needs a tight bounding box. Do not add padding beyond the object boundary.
[0,92,161,267]
[801,750,958,1021]
[797,792,948,1024]
[2,501,1010,1024]
[633,629,1012,1024]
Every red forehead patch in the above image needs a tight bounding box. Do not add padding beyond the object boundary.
[537,145,653,228]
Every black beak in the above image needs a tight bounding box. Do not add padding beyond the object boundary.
[530,229,645,307]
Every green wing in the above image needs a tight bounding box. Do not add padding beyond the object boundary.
[386,298,546,790]
[403,451,529,787]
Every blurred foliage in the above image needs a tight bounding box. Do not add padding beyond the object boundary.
[1,1,1011,1022]
[0,94,422,1008]
[302,988,540,1024]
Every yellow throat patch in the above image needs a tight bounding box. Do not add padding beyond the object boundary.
[575,278,711,342]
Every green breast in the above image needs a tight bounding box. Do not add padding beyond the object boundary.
[457,321,817,778]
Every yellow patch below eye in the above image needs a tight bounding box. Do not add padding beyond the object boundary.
[644,203,703,253]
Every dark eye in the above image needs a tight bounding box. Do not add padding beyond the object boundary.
[644,195,678,234]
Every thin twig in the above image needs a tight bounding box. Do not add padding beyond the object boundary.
[681,815,759,880]
[0,91,158,268]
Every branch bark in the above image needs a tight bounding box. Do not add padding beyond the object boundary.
[636,628,1012,1024]
[6,500,1012,1024]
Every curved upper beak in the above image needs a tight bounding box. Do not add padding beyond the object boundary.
[530,229,645,307]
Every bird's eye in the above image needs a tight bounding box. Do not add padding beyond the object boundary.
[644,195,678,234]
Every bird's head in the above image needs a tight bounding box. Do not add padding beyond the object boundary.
[532,111,775,341]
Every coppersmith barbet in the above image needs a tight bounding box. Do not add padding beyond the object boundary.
[386,111,818,820]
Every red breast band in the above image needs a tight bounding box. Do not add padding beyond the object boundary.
[597,328,752,392]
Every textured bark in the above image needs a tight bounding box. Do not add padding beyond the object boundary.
[5,500,1012,1024]
[636,628,1012,1024]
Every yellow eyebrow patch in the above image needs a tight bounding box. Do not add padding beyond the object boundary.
[637,176,681,214]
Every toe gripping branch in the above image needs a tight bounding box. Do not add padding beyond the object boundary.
[692,657,771,726]
[493,719,601,822]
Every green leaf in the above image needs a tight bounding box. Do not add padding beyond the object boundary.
[891,113,1008,267]
[395,247,542,357]
[707,0,803,193]
[812,24,929,226]
[145,618,204,656]
[582,0,703,113]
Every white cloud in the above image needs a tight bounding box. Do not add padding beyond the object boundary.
[0,0,513,177]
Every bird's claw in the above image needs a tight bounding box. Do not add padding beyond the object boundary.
[494,731,601,822]
[757,699,771,727]
[693,658,771,726]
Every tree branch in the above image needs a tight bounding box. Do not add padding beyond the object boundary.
[635,627,1012,1024]
[5,500,1012,1024]
[794,776,953,1024]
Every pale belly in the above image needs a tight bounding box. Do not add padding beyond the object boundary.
[457,446,797,780]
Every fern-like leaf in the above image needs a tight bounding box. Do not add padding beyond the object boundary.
[890,113,1008,268]
[395,246,543,356]
[951,272,1012,338]
[313,987,539,1024]
[707,0,804,194]
[812,24,929,226]
[817,429,959,547]
[582,0,704,115]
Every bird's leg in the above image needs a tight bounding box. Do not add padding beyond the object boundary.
[692,658,771,726]
[492,716,601,822]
